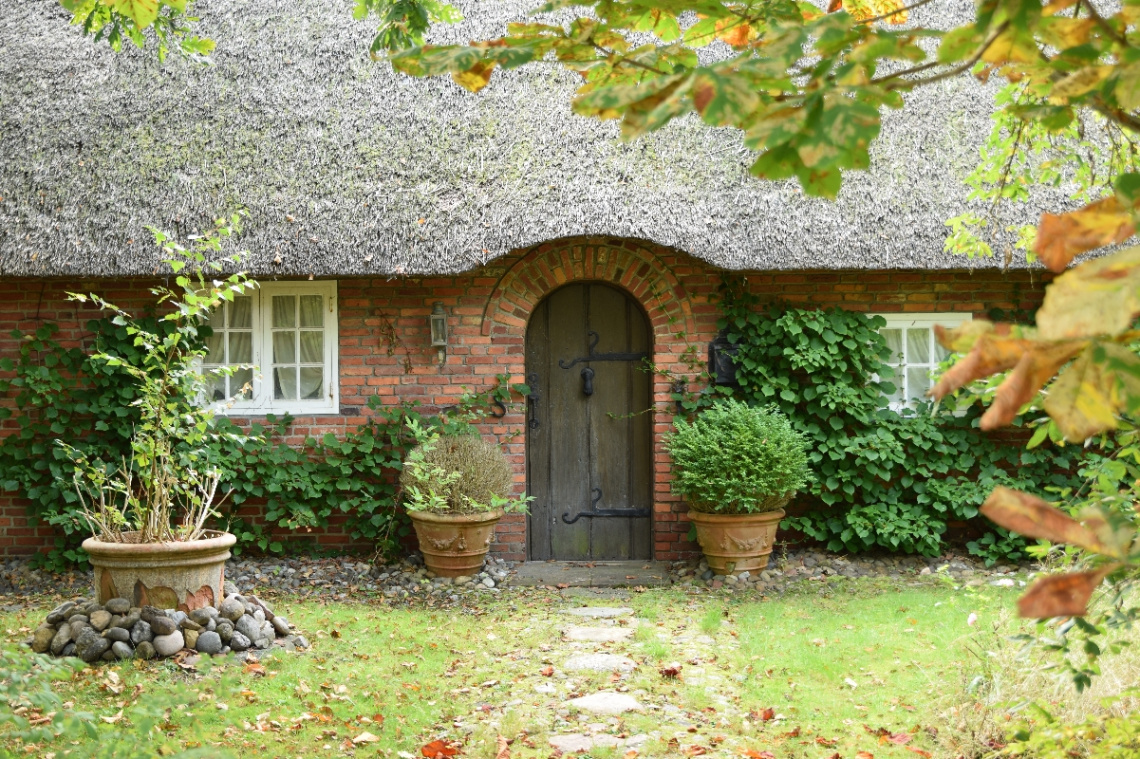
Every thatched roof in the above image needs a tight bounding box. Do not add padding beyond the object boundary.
[0,0,1065,277]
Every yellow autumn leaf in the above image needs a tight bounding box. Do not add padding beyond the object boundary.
[1050,65,1113,101]
[1044,343,1140,441]
[1037,246,1140,340]
[452,61,497,93]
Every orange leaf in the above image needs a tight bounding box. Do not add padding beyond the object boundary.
[742,752,775,759]
[857,753,875,759]
[930,323,1037,398]
[906,748,934,758]
[540,666,554,677]
[827,0,843,11]
[886,732,912,745]
[979,340,1085,430]
[815,736,839,746]
[1036,196,1136,272]
[981,487,1107,552]
[1017,566,1118,618]
[755,707,775,722]
[422,739,460,758]
[684,746,708,757]
[495,735,510,759]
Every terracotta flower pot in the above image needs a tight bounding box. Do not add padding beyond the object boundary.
[408,509,504,577]
[82,530,235,611]
[688,509,786,574]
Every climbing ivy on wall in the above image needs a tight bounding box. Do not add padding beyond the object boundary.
[0,317,524,570]
[715,280,1099,563]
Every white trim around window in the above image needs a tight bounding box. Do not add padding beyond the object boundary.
[204,281,339,415]
[872,312,971,410]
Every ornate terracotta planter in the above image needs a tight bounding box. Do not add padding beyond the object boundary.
[82,530,235,611]
[408,509,503,577]
[688,509,786,574]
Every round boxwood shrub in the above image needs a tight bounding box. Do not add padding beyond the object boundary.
[666,399,811,514]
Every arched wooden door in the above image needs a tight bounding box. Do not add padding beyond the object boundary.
[525,283,652,560]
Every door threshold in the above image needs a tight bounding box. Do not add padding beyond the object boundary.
[511,560,671,588]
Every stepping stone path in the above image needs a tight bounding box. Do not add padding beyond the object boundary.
[550,606,647,751]
[563,625,634,642]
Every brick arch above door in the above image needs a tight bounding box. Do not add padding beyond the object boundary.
[480,238,697,338]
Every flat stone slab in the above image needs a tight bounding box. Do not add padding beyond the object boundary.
[567,692,644,715]
[548,733,648,752]
[562,607,634,619]
[563,626,634,643]
[564,653,637,672]
[512,561,670,588]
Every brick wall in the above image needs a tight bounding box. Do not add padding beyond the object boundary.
[0,237,1054,560]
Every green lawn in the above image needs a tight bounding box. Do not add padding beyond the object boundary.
[1,577,1030,758]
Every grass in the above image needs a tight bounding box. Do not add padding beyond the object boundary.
[0,576,1091,759]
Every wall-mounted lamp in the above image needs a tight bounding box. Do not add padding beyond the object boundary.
[429,301,448,365]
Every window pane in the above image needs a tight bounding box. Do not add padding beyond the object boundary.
[206,306,223,332]
[230,296,252,329]
[299,330,323,363]
[204,332,224,364]
[274,367,297,400]
[232,368,253,400]
[272,295,295,328]
[228,332,252,363]
[882,329,902,363]
[299,295,322,328]
[907,367,932,402]
[907,328,931,364]
[207,374,226,402]
[273,332,296,364]
[299,367,323,400]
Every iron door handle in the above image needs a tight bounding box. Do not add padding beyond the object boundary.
[527,372,541,429]
[580,366,594,396]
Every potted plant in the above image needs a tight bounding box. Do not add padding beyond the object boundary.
[399,419,530,576]
[666,399,810,574]
[61,217,253,611]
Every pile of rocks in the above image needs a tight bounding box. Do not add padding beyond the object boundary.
[27,592,308,664]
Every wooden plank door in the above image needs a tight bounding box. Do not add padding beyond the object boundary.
[525,283,652,560]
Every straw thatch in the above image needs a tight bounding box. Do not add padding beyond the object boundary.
[0,0,1068,277]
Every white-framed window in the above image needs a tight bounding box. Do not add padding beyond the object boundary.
[872,312,971,410]
[203,281,339,415]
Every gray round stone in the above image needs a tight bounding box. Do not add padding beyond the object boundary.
[271,616,291,636]
[294,635,309,650]
[104,626,130,643]
[219,597,245,622]
[111,641,133,660]
[50,623,72,655]
[135,640,156,660]
[188,608,213,627]
[150,616,177,636]
[45,602,75,625]
[152,631,184,658]
[105,598,131,615]
[130,620,153,645]
[75,628,111,663]
[61,642,76,658]
[235,614,261,642]
[32,626,55,654]
[229,632,251,652]
[216,620,234,643]
[195,631,223,655]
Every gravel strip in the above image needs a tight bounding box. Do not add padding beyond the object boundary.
[0,549,1028,608]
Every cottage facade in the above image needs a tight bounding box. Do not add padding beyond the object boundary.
[0,0,1057,560]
